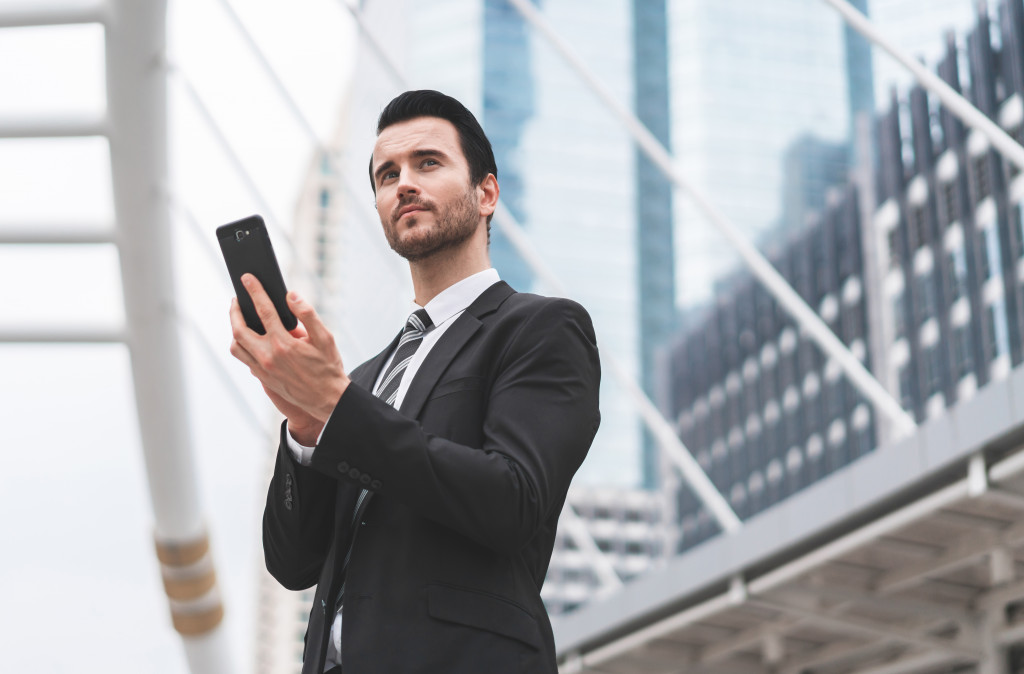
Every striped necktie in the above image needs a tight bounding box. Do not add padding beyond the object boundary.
[373,308,433,404]
[334,308,433,614]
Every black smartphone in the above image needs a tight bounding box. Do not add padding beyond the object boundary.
[217,214,298,335]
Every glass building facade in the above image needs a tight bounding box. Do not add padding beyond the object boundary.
[661,0,1024,553]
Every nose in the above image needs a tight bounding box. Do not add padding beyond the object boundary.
[396,169,420,198]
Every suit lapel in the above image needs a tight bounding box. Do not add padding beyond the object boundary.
[399,281,515,420]
[351,332,401,392]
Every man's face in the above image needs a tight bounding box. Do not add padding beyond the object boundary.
[371,117,484,262]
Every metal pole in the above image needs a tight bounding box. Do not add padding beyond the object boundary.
[105,1,234,671]
[558,506,624,592]
[505,0,917,440]
[821,0,1024,171]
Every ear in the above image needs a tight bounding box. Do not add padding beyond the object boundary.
[477,174,499,219]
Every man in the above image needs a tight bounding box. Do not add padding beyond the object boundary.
[230,90,601,673]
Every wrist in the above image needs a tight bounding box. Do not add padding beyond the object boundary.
[287,419,324,447]
[315,375,350,424]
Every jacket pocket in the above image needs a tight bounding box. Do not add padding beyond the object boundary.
[426,584,542,650]
[428,376,483,400]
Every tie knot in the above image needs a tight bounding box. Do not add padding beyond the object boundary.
[405,308,432,335]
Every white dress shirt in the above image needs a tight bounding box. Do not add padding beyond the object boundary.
[284,267,500,668]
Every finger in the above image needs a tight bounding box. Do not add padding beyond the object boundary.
[288,291,334,347]
[241,273,284,334]
[229,337,259,371]
[229,298,263,365]
[230,297,258,347]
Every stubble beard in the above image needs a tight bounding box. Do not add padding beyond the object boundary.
[384,188,480,262]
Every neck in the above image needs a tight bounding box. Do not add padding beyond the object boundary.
[409,234,490,306]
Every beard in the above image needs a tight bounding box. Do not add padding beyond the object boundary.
[383,188,479,262]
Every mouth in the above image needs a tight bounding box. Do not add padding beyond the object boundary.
[396,203,429,221]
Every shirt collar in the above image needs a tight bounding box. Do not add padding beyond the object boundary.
[412,268,501,328]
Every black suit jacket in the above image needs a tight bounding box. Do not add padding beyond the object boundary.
[263,281,601,674]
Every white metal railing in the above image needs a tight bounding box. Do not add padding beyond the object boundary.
[822,0,1024,172]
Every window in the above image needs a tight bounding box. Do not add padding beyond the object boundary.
[893,293,907,339]
[940,181,957,228]
[954,326,973,380]
[887,227,902,270]
[1016,201,1024,260]
[898,365,914,410]
[908,205,928,249]
[916,273,936,325]
[972,154,991,200]
[980,220,1003,281]
[948,246,969,300]
[985,303,1010,361]
[1010,127,1024,179]
[979,242,992,281]
[923,345,943,398]
[826,381,845,420]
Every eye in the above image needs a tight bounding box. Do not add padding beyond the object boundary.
[422,158,439,167]
[380,169,399,184]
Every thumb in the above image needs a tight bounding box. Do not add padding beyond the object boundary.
[288,291,333,346]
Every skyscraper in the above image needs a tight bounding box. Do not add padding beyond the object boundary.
[668,0,866,307]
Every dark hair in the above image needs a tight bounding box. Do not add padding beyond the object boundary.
[368,90,497,196]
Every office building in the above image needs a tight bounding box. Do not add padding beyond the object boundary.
[660,0,1024,552]
[668,0,872,307]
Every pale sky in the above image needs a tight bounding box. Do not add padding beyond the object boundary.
[0,0,354,671]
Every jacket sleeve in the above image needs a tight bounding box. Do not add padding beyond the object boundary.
[263,422,339,590]
[308,298,601,556]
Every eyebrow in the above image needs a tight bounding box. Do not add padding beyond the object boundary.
[373,148,450,184]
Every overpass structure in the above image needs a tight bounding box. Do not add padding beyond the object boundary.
[555,370,1024,674]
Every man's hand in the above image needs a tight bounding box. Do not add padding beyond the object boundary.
[229,274,350,439]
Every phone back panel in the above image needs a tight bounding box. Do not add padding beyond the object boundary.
[217,215,298,335]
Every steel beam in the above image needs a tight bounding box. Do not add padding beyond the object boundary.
[748,597,979,658]
[0,113,107,138]
[0,326,124,343]
[0,1,107,28]
[0,226,115,245]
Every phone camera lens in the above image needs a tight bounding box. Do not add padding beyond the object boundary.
[235,230,246,242]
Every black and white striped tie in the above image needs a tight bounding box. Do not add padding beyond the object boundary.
[335,308,433,615]
[372,308,433,405]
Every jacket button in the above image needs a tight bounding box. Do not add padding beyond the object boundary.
[360,474,371,485]
[370,479,382,490]
[348,468,361,480]
[337,461,350,474]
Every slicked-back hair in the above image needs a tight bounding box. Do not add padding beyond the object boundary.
[368,90,497,196]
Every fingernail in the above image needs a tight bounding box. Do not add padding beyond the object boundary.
[288,291,302,303]
[241,274,253,286]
